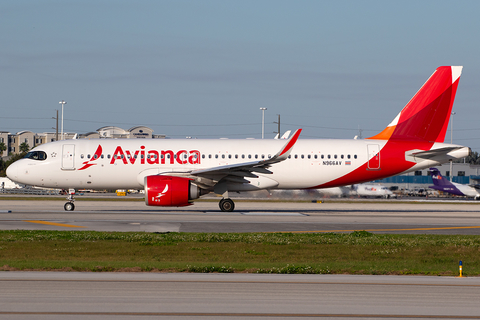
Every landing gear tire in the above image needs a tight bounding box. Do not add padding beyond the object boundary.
[219,198,235,212]
[64,202,75,211]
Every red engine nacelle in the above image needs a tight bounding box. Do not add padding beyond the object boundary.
[144,175,202,207]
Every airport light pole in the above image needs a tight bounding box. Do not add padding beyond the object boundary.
[450,111,456,181]
[59,100,66,140]
[52,110,59,141]
[260,107,267,139]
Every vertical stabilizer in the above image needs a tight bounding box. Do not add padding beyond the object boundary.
[368,66,462,143]
[429,167,463,196]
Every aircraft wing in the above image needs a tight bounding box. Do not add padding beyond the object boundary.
[190,129,302,180]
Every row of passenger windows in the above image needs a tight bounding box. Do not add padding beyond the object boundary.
[201,154,358,160]
[80,153,358,160]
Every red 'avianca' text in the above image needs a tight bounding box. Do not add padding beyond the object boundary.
[110,146,201,165]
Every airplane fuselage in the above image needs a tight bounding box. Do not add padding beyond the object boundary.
[8,138,467,191]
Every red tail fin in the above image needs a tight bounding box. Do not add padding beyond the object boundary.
[367,66,462,143]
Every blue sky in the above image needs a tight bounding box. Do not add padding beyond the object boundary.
[1,0,480,151]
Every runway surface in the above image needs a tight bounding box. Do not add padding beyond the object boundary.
[1,197,480,234]
[1,272,480,319]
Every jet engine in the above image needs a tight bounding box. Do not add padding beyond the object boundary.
[144,175,203,207]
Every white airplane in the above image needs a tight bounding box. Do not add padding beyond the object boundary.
[353,184,394,198]
[0,177,24,189]
[429,168,480,200]
[7,66,470,212]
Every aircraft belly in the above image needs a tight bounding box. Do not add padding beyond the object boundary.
[272,162,365,189]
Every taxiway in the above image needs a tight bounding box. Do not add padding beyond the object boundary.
[1,198,480,234]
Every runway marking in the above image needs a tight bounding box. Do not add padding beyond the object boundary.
[0,312,479,318]
[22,220,86,228]
[240,212,307,216]
[284,226,480,233]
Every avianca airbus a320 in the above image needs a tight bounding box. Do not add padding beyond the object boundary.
[7,66,471,212]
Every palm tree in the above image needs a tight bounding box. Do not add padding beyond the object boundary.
[0,142,6,156]
[19,142,30,153]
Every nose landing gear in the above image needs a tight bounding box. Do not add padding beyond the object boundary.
[64,189,76,211]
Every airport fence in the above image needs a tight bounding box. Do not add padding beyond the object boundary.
[0,188,60,195]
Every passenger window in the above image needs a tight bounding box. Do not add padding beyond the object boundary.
[354,155,357,159]
[307,155,311,159]
[248,155,252,159]
[301,155,304,159]
[334,155,337,159]
[81,154,84,159]
[327,155,331,159]
[222,155,225,159]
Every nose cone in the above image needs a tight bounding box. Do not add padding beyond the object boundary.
[6,161,19,182]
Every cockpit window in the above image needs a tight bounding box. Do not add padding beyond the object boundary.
[24,151,47,161]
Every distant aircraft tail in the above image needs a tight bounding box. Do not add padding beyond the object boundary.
[428,167,464,195]
[367,66,462,143]
[429,168,452,187]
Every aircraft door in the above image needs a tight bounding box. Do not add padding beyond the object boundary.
[367,144,380,170]
[62,144,75,170]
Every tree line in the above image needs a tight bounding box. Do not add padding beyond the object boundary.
[0,142,29,177]
[455,151,480,165]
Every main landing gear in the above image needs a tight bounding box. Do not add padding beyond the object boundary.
[64,188,76,211]
[219,198,235,212]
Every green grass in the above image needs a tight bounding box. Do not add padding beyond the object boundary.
[0,230,478,275]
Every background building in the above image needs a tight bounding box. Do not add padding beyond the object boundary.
[0,126,165,158]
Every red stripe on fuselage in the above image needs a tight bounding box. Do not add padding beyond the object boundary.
[310,139,433,189]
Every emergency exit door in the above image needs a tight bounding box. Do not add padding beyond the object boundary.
[367,144,380,170]
[62,144,75,170]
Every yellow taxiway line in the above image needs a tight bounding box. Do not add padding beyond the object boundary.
[23,220,86,228]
